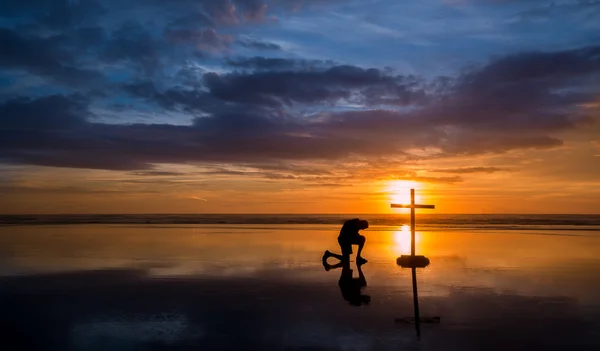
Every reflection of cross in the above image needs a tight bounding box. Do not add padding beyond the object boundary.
[391,188,434,256]
[391,188,439,339]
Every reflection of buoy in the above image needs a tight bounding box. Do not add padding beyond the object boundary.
[397,255,430,268]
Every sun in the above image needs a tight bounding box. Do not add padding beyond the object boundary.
[386,180,421,205]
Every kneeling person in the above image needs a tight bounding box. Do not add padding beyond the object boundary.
[323,218,369,264]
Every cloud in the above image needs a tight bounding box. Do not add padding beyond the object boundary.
[396,175,463,183]
[224,57,335,71]
[0,0,277,29]
[263,172,298,180]
[166,27,234,50]
[0,28,103,86]
[0,2,599,174]
[234,0,269,22]
[516,0,600,21]
[0,95,88,131]
[202,62,424,108]
[0,0,345,93]
[422,47,600,136]
[237,39,282,50]
[102,22,162,76]
[129,171,189,176]
[592,140,600,156]
[226,57,301,70]
[0,0,107,29]
[199,28,234,53]
[0,184,145,195]
[429,167,511,174]
[301,182,347,187]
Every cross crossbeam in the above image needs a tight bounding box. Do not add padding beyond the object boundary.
[391,204,435,209]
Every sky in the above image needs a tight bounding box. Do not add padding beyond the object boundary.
[0,0,599,214]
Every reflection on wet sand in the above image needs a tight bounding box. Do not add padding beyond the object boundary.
[323,260,371,307]
[2,264,598,350]
[1,224,599,350]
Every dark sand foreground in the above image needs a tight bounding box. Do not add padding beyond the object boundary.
[1,224,599,350]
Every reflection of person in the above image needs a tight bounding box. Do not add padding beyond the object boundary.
[322,260,371,306]
[323,218,369,264]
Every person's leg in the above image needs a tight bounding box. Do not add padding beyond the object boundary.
[355,235,366,258]
[353,260,370,304]
[323,260,345,272]
[356,261,366,286]
[338,238,352,262]
[327,251,345,261]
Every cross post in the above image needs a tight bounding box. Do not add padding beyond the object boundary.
[391,188,435,256]
[391,188,439,338]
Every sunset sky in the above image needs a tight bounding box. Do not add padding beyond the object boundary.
[1,0,599,214]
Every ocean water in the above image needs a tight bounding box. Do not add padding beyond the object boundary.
[2,213,600,228]
[1,218,599,350]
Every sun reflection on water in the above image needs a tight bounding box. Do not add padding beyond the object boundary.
[393,224,420,255]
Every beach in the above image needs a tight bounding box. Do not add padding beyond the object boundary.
[3,0,599,350]
[1,217,599,350]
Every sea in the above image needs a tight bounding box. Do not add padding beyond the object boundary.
[1,214,599,350]
[2,213,600,228]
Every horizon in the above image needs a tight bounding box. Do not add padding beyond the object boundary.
[2,212,600,216]
[1,1,599,214]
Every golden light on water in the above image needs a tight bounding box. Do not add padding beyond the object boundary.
[387,180,421,205]
[394,224,420,255]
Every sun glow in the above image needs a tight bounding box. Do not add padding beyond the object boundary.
[386,180,421,205]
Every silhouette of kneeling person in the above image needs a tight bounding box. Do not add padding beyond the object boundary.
[323,218,369,264]
[323,260,371,306]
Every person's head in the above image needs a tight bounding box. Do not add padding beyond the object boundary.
[358,219,369,230]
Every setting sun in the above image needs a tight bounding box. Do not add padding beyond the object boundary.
[387,180,421,205]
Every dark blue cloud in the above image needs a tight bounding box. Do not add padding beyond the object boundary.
[202,63,424,108]
[101,22,162,76]
[0,28,104,86]
[0,0,598,171]
[237,39,282,50]
[0,0,106,29]
[0,95,88,130]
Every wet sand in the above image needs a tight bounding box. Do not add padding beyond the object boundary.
[1,224,599,350]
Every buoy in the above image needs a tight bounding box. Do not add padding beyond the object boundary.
[397,255,430,268]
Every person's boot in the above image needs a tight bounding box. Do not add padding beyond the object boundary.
[357,256,368,265]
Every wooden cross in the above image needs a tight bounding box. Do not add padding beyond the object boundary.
[391,188,439,338]
[390,188,435,256]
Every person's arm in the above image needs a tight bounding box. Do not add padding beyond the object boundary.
[351,218,362,235]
